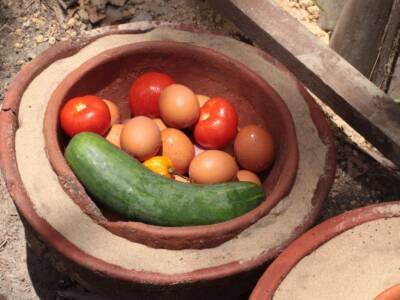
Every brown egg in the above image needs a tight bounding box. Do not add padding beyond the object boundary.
[159,84,199,128]
[153,118,167,131]
[234,125,275,172]
[236,170,262,186]
[189,150,238,184]
[196,94,210,108]
[105,124,124,148]
[103,99,121,125]
[120,116,161,161]
[161,128,194,175]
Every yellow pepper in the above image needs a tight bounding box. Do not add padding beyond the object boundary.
[143,156,175,178]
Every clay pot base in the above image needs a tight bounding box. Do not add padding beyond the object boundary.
[251,202,400,300]
[1,23,335,296]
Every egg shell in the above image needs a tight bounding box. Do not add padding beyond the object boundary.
[236,170,262,186]
[234,125,275,172]
[105,124,124,148]
[120,116,161,161]
[196,94,210,108]
[159,84,199,128]
[161,128,194,175]
[103,99,121,125]
[189,150,238,184]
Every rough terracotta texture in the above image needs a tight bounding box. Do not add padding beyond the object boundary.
[0,24,335,299]
[44,40,298,250]
[250,201,400,300]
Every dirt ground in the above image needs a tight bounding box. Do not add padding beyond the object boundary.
[1,1,400,299]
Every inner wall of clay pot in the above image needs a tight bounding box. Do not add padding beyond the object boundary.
[57,43,288,223]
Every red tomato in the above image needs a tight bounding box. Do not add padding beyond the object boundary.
[60,95,111,137]
[129,72,175,117]
[194,98,238,149]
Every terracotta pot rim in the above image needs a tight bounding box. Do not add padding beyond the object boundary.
[0,23,336,285]
[43,39,299,250]
[249,201,400,300]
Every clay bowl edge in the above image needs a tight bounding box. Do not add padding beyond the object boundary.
[43,40,299,250]
[249,201,400,300]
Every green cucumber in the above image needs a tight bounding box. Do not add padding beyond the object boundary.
[65,132,265,226]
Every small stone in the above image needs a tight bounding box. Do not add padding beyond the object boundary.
[48,37,56,45]
[22,20,31,28]
[35,34,45,43]
[105,6,126,22]
[32,17,46,27]
[67,29,77,37]
[87,6,106,23]
[290,9,309,21]
[307,5,320,15]
[109,0,127,6]
[122,10,132,18]
[78,9,89,21]
[67,17,77,27]
[14,42,23,49]
[17,59,25,65]
[299,0,314,8]
[91,0,108,9]
[15,28,22,35]
[57,0,78,9]
[130,11,152,22]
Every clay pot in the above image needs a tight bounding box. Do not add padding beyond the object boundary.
[250,201,400,300]
[44,40,298,250]
[0,23,335,300]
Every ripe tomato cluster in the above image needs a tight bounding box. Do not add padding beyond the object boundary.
[60,71,275,186]
[129,72,238,150]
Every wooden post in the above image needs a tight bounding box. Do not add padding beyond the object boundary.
[370,0,400,92]
[318,0,348,31]
[210,0,400,166]
[330,0,395,79]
